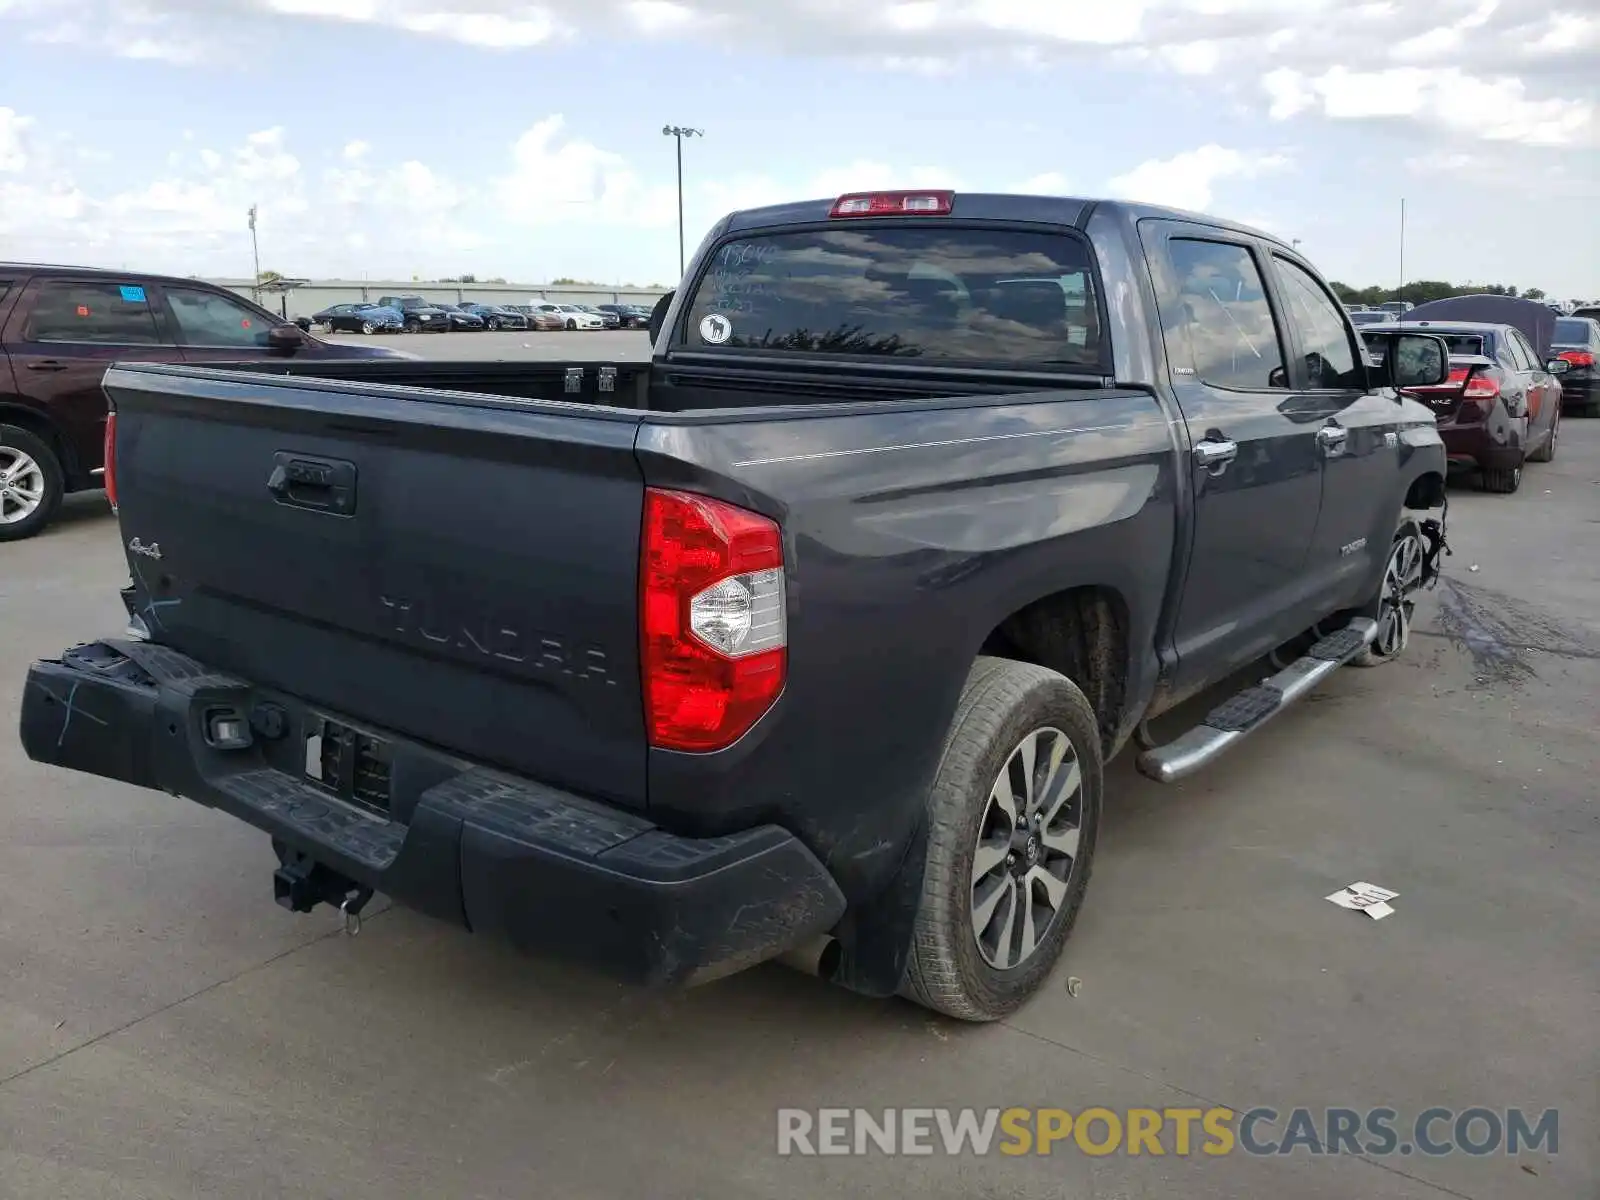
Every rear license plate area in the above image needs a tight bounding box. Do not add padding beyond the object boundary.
[304,715,393,817]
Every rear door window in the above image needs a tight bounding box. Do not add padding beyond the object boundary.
[1158,239,1287,391]
[165,287,274,348]
[25,280,166,345]
[681,225,1105,367]
[1504,331,1536,373]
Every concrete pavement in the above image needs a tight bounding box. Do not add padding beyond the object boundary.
[2,346,1594,1199]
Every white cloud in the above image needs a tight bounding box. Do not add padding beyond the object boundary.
[494,115,676,224]
[1107,143,1289,212]
[626,0,695,35]
[1159,39,1221,74]
[5,0,1595,147]
[1261,64,1595,146]
[0,111,680,275]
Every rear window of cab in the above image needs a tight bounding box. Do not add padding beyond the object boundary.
[680,225,1106,368]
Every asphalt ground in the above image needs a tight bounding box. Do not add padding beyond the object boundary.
[2,339,1595,1199]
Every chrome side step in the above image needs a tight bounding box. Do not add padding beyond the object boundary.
[1136,618,1378,784]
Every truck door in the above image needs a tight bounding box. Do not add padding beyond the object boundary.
[1,276,179,485]
[1265,251,1402,612]
[1142,223,1326,692]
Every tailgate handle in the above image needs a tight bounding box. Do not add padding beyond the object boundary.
[267,453,357,516]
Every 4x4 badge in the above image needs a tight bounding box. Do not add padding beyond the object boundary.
[128,538,162,560]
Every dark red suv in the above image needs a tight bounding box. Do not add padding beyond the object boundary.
[0,264,409,540]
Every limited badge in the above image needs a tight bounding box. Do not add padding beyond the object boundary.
[699,313,732,344]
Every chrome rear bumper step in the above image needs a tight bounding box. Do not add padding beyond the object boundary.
[1136,618,1378,784]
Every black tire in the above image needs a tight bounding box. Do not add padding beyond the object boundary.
[361,321,375,335]
[1480,463,1523,493]
[900,657,1102,1022]
[0,423,66,542]
[1528,413,1558,463]
[566,319,577,330]
[1350,517,1425,668]
[404,319,421,334]
[488,318,501,331]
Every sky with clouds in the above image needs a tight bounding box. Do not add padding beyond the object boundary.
[0,0,1595,296]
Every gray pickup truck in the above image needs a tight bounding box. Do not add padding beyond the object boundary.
[21,191,1453,1021]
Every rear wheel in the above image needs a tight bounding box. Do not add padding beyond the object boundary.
[1350,518,1426,667]
[1480,463,1523,493]
[488,317,501,331]
[0,424,66,542]
[566,319,576,330]
[361,321,375,335]
[1528,413,1558,463]
[900,657,1102,1022]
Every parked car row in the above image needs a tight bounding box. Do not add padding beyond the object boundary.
[1360,296,1596,495]
[302,296,656,335]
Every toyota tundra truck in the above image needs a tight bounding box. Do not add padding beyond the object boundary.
[19,192,1453,1021]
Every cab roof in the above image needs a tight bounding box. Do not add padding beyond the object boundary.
[720,193,1289,248]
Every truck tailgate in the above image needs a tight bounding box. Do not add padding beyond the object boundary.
[104,364,650,808]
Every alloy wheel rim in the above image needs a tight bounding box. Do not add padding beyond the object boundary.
[1371,532,1426,658]
[970,726,1084,970]
[0,448,46,524]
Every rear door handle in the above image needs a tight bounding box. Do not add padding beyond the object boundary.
[1192,439,1238,470]
[26,360,67,372]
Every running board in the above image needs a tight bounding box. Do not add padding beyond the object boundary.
[1136,618,1378,784]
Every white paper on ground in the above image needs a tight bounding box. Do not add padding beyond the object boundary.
[1326,881,1398,920]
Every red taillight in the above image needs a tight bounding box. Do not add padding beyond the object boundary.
[641,488,787,753]
[829,190,954,218]
[103,411,118,511]
[1558,349,1594,368]
[1463,371,1500,400]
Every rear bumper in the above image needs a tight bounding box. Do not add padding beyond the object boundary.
[1559,376,1597,409]
[20,641,846,986]
[1440,424,1523,470]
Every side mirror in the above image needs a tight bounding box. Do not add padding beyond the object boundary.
[1545,358,1571,375]
[1374,332,1450,389]
[267,323,305,354]
[647,290,675,345]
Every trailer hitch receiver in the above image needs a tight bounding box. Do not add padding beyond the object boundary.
[273,845,373,934]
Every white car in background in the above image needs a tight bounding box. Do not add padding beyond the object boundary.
[554,304,605,330]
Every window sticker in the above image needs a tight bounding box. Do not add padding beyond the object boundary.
[699,313,733,344]
[119,285,147,303]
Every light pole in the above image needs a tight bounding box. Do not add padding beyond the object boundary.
[247,204,262,302]
[661,125,703,278]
